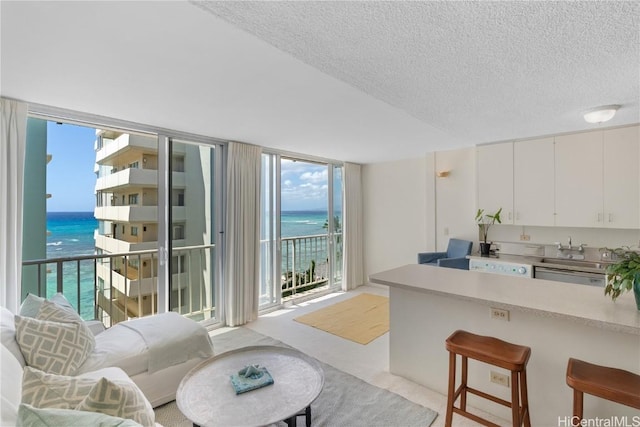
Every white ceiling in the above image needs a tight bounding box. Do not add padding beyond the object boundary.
[1,1,638,164]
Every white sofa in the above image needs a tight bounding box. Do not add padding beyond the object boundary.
[1,297,214,426]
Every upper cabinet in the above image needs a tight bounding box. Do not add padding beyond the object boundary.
[514,137,555,226]
[554,131,604,227]
[476,124,639,229]
[477,143,513,224]
[603,126,640,229]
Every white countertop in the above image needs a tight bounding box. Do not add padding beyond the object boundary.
[369,264,640,335]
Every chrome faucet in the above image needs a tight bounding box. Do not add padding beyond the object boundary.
[567,236,572,250]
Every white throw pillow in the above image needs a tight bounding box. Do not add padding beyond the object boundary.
[75,378,155,427]
[19,293,75,318]
[17,403,143,427]
[21,367,98,410]
[18,294,45,318]
[0,306,26,366]
[14,316,95,375]
[1,343,24,427]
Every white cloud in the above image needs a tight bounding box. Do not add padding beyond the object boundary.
[300,169,328,183]
[278,159,329,210]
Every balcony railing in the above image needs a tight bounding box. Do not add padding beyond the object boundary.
[280,233,342,298]
[21,244,215,327]
[21,234,342,324]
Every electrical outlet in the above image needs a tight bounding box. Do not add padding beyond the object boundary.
[490,371,510,387]
[490,307,510,321]
[519,234,530,241]
[444,227,449,236]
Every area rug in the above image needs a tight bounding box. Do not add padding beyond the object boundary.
[154,327,437,427]
[293,293,389,344]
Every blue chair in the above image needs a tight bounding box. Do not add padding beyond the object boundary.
[418,238,473,270]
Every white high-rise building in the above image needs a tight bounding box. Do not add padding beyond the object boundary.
[93,131,214,324]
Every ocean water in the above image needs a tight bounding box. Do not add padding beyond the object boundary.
[43,210,336,318]
[280,210,332,238]
[46,212,98,319]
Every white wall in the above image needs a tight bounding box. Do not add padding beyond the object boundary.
[433,147,478,252]
[362,158,428,279]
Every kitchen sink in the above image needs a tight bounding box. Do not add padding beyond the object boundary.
[540,258,609,270]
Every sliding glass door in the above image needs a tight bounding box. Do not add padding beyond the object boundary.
[168,138,222,324]
[259,153,343,310]
[21,115,223,326]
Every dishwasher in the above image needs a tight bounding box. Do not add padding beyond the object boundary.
[534,267,606,287]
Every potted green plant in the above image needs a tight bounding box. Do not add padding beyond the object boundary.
[603,246,640,310]
[475,208,502,256]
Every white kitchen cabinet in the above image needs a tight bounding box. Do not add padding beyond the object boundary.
[603,125,640,229]
[513,137,555,226]
[555,131,603,227]
[477,143,513,223]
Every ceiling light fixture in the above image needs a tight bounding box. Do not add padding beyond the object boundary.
[583,105,620,124]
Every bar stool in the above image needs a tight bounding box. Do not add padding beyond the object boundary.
[566,358,640,422]
[445,330,531,427]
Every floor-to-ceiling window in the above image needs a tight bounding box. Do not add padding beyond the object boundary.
[259,153,343,310]
[21,114,223,327]
[168,138,222,324]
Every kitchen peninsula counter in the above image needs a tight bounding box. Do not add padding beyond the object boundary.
[369,264,640,425]
[370,263,639,335]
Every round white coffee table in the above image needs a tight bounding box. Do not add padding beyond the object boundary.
[177,345,324,427]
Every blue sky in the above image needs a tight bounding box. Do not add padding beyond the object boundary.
[45,122,338,212]
[46,122,97,212]
[281,159,329,211]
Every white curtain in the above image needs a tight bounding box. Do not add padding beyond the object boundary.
[0,98,28,313]
[342,162,364,290]
[224,142,262,326]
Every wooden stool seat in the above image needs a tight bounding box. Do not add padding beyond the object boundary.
[446,330,531,371]
[566,358,640,421]
[445,330,531,427]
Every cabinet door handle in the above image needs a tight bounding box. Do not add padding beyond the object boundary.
[597,213,602,222]
[608,213,613,223]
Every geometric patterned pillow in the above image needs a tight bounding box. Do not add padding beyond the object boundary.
[36,300,84,324]
[35,301,96,352]
[14,316,95,376]
[21,367,98,410]
[75,378,155,426]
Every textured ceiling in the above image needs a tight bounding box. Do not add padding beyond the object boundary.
[1,1,638,164]
[192,1,640,144]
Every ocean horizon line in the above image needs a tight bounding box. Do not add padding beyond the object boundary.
[47,209,338,214]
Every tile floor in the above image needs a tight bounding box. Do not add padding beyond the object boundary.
[212,284,509,427]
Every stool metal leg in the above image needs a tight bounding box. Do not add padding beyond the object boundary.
[305,405,311,427]
[445,351,456,427]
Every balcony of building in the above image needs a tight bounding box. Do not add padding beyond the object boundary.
[94,206,186,223]
[95,134,159,164]
[96,168,157,191]
[95,169,186,191]
[95,205,157,222]
[94,233,157,254]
